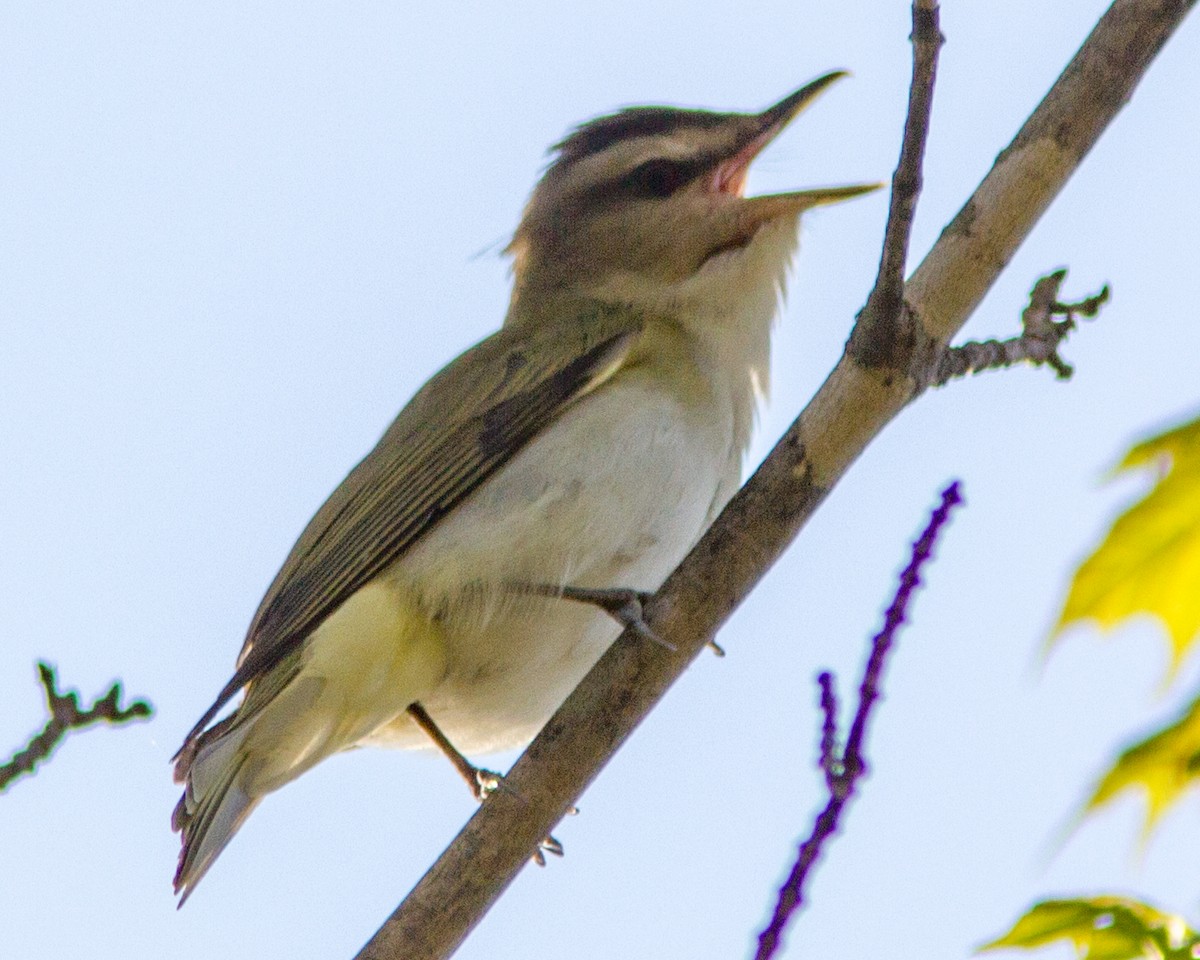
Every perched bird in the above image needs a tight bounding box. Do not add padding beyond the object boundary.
[172,71,877,901]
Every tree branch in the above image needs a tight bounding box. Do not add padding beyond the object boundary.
[754,481,963,960]
[0,662,153,792]
[355,1,1194,957]
[904,1,1190,349]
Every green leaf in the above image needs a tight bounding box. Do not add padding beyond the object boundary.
[1084,693,1200,834]
[981,898,1200,960]
[1053,413,1200,670]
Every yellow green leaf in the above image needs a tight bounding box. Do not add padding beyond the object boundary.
[1084,693,1200,834]
[1054,413,1200,669]
[981,898,1199,960]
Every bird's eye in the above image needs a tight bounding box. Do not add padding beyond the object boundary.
[628,159,686,199]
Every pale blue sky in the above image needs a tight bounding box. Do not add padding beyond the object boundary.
[3,3,1199,959]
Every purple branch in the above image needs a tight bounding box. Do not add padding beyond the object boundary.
[754,481,963,960]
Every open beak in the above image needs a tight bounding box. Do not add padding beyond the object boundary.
[712,72,882,215]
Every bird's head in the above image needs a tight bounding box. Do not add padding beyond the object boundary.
[506,72,879,321]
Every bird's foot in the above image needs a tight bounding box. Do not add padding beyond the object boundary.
[533,833,565,866]
[407,702,573,863]
[532,583,725,655]
[471,766,507,802]
[474,768,573,865]
[521,583,677,652]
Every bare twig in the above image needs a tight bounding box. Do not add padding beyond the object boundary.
[355,3,1193,957]
[905,0,1191,348]
[753,482,964,960]
[931,270,1110,384]
[857,0,944,361]
[816,672,839,788]
[0,662,153,792]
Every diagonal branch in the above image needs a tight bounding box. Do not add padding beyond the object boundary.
[355,1,1195,957]
[903,1,1191,349]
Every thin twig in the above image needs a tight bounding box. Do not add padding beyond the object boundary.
[753,481,964,960]
[931,270,1110,385]
[817,672,839,789]
[0,662,153,792]
[856,0,944,361]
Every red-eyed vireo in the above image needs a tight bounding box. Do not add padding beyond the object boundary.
[171,71,878,900]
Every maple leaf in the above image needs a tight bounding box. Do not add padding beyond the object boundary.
[1053,413,1200,670]
[1083,693,1200,834]
[981,898,1200,960]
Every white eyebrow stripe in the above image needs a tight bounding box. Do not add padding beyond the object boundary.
[547,128,733,196]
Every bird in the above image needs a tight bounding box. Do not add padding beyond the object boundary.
[171,71,878,901]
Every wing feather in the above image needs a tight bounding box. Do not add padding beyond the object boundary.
[178,305,642,751]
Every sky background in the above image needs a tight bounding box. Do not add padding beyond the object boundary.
[3,2,1200,958]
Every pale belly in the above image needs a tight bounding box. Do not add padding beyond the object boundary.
[363,372,740,755]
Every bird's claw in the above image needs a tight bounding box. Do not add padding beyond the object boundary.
[556,586,677,652]
[473,768,525,804]
[473,768,503,801]
[471,769,563,865]
[533,833,565,866]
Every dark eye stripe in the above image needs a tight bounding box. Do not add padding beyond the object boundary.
[621,155,712,200]
[626,159,681,198]
[563,152,717,210]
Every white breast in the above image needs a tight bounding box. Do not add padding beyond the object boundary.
[377,357,738,753]
[368,217,797,755]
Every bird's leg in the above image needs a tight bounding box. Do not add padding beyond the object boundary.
[513,583,676,651]
[405,703,565,864]
[406,702,503,801]
[514,582,725,655]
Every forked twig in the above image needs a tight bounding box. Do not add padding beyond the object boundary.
[0,662,152,792]
[931,270,1110,385]
[754,481,964,960]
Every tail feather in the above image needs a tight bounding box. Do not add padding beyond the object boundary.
[171,674,340,903]
[173,724,260,905]
[171,652,309,902]
[171,580,449,901]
